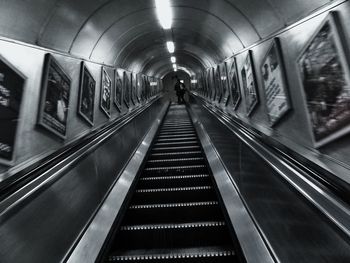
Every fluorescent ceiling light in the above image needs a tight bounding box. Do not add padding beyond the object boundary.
[167,41,175,53]
[171,56,176,63]
[173,64,177,69]
[174,68,178,72]
[155,0,173,29]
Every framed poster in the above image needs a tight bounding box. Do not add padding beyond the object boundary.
[130,73,136,106]
[123,71,130,108]
[241,50,259,116]
[78,62,95,126]
[227,57,241,110]
[261,38,291,126]
[220,62,230,105]
[0,55,25,164]
[100,67,112,118]
[297,12,350,147]
[114,69,123,112]
[38,54,71,140]
[215,65,222,102]
[136,73,142,103]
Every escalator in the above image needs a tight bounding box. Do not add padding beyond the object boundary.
[104,104,238,262]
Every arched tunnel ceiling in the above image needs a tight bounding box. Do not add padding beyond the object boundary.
[0,0,332,78]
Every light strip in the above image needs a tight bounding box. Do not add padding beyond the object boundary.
[167,41,175,53]
[155,0,173,29]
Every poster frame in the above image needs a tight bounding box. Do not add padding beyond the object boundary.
[37,53,71,140]
[261,38,292,127]
[78,62,95,126]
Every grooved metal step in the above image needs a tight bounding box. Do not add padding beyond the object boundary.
[149,151,202,160]
[157,133,196,139]
[159,130,196,136]
[107,247,235,262]
[143,165,208,177]
[124,201,223,224]
[154,141,198,147]
[152,146,201,153]
[138,174,210,188]
[146,158,205,168]
[156,137,197,142]
[132,186,216,204]
[114,221,230,249]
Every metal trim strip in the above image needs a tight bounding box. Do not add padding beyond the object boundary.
[187,106,277,263]
[65,101,169,263]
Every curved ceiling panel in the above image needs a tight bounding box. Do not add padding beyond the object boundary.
[115,28,225,68]
[121,43,214,75]
[268,0,330,24]
[0,0,57,43]
[38,0,111,52]
[90,17,238,63]
[0,0,334,79]
[141,53,205,76]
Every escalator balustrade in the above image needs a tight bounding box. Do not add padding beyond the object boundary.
[106,105,237,262]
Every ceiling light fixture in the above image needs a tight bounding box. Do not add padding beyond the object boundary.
[155,0,173,29]
[167,41,175,53]
[171,56,176,63]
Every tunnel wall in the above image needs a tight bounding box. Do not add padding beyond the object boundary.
[194,1,350,185]
[0,38,160,179]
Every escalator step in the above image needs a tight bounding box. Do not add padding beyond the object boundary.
[132,186,215,204]
[124,201,223,224]
[156,137,197,142]
[154,141,198,147]
[107,247,235,262]
[157,133,196,139]
[146,158,205,168]
[143,165,208,177]
[152,146,201,153]
[138,174,210,188]
[159,131,196,136]
[149,151,202,160]
[114,222,231,249]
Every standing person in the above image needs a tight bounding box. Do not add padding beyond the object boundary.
[179,80,186,104]
[174,76,182,104]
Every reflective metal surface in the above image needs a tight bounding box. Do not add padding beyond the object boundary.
[188,105,276,263]
[0,99,167,263]
[66,101,169,263]
[189,96,350,263]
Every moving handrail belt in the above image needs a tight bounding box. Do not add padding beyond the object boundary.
[190,93,350,240]
[0,96,161,218]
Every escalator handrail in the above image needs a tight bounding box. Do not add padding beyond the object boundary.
[190,92,350,239]
[0,96,161,218]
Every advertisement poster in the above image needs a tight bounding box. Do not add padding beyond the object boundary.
[100,67,112,118]
[38,54,71,139]
[123,71,130,108]
[261,39,291,126]
[220,62,230,105]
[215,65,222,102]
[298,12,350,147]
[78,62,95,126]
[0,56,25,163]
[114,69,123,111]
[227,57,241,110]
[136,73,142,103]
[130,73,136,105]
[241,50,259,116]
